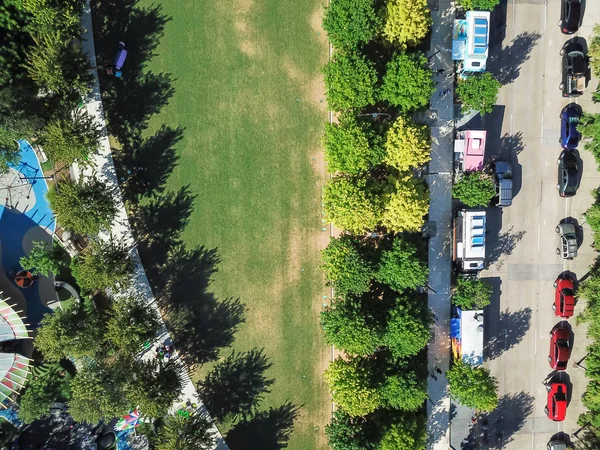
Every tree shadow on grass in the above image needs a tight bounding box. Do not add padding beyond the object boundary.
[226,401,301,450]
[199,348,274,422]
[115,125,183,203]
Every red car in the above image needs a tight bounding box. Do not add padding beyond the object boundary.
[553,277,576,318]
[545,382,568,421]
[549,326,571,370]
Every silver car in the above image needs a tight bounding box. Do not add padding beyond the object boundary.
[495,161,513,207]
[556,223,578,259]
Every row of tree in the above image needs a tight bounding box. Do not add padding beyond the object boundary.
[576,84,600,445]
[321,1,434,448]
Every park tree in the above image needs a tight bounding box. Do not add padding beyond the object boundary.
[71,238,134,294]
[381,174,428,233]
[24,31,92,96]
[452,276,492,310]
[321,236,374,296]
[323,50,378,111]
[384,301,430,358]
[0,0,31,85]
[199,349,274,422]
[125,360,184,418]
[321,296,382,355]
[585,201,600,239]
[49,177,117,235]
[0,125,21,172]
[377,237,428,292]
[322,0,382,50]
[452,170,496,207]
[381,371,428,411]
[43,111,101,167]
[157,413,216,450]
[19,240,62,276]
[324,175,382,234]
[378,415,424,450]
[457,0,500,10]
[383,0,431,49]
[381,53,435,112]
[456,72,500,115]
[325,410,377,450]
[18,372,62,423]
[325,357,383,417]
[324,114,386,175]
[105,295,161,355]
[34,303,104,362]
[579,113,600,167]
[68,361,129,424]
[447,361,499,411]
[384,115,431,171]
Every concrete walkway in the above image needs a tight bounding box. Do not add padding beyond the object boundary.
[426,0,455,448]
[75,2,227,448]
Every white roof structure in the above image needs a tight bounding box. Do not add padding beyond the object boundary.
[454,210,486,272]
[460,309,484,365]
[464,11,490,72]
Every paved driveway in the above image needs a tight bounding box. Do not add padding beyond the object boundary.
[478,0,600,448]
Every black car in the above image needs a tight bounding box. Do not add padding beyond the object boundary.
[559,0,582,34]
[560,42,587,97]
[557,150,579,197]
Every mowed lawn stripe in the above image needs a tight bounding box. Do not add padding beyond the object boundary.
[138,0,330,448]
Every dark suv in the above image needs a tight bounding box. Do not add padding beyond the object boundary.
[557,150,579,197]
[559,0,582,34]
[560,103,582,150]
[561,42,587,97]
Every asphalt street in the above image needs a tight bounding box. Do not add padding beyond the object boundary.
[478,0,600,448]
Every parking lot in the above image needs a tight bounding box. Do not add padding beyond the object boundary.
[475,0,600,448]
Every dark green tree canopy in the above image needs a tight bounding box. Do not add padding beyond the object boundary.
[381,52,434,111]
[381,371,427,411]
[321,236,375,296]
[325,410,378,450]
[452,276,492,310]
[384,300,430,358]
[323,50,379,111]
[105,295,161,355]
[452,170,496,207]
[19,240,62,276]
[456,72,500,115]
[447,361,499,411]
[321,296,382,355]
[71,238,134,294]
[43,111,101,167]
[157,413,216,450]
[377,237,428,292]
[324,113,386,175]
[322,0,382,50]
[18,370,63,424]
[49,177,117,235]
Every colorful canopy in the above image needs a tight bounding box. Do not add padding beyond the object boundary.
[115,409,141,431]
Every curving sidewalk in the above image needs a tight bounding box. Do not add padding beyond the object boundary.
[73,2,228,448]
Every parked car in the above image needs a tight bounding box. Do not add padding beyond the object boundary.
[556,223,578,260]
[549,326,571,370]
[553,277,576,318]
[547,438,568,450]
[559,0,582,34]
[559,103,582,150]
[561,42,587,97]
[545,381,568,421]
[494,161,513,207]
[557,150,579,197]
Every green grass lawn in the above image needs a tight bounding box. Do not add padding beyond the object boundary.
[136,1,330,448]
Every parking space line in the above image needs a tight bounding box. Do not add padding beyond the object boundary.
[538,223,541,250]
[544,1,547,33]
[534,327,537,354]
[540,114,544,143]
